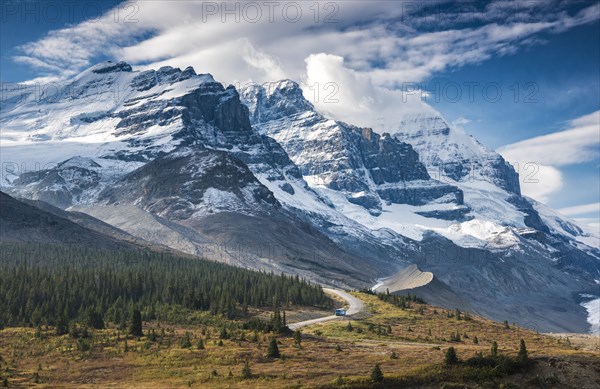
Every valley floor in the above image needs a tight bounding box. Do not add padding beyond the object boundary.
[0,293,598,388]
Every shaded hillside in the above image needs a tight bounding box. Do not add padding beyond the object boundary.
[0,191,136,250]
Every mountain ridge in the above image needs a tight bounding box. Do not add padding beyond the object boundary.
[1,61,598,333]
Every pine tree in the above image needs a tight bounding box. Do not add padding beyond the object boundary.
[473,336,478,344]
[220,326,229,339]
[196,339,205,350]
[87,309,104,330]
[179,332,192,348]
[129,309,143,337]
[444,347,459,366]
[148,328,157,342]
[518,339,528,362]
[346,321,353,332]
[491,341,498,357]
[241,360,252,379]
[390,351,398,359]
[55,316,68,336]
[370,364,384,383]
[266,337,280,358]
[270,310,287,334]
[293,330,302,346]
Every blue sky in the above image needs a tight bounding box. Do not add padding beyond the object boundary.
[1,0,599,226]
[1,0,122,81]
[426,20,600,217]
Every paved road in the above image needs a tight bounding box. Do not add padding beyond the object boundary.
[288,288,364,330]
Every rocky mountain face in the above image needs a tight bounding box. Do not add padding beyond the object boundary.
[394,114,521,196]
[10,156,108,208]
[240,80,596,248]
[98,149,280,219]
[239,79,600,332]
[1,61,599,332]
[2,62,380,287]
[240,81,466,218]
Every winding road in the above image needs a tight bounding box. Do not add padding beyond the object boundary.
[288,288,364,330]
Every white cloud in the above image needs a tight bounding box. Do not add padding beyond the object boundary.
[573,218,600,234]
[239,39,287,81]
[559,202,600,217]
[518,164,564,203]
[498,110,600,202]
[302,53,437,131]
[452,117,471,127]
[498,110,600,166]
[16,10,144,77]
[10,1,600,88]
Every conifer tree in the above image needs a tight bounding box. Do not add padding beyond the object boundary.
[518,339,528,362]
[220,326,229,339]
[180,332,192,348]
[241,360,252,379]
[445,347,459,366]
[491,341,498,357]
[87,309,104,330]
[293,330,302,346]
[370,364,384,383]
[266,337,280,358]
[55,316,68,336]
[129,309,143,337]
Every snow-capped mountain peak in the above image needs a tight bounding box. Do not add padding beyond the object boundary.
[395,113,521,196]
[2,62,599,333]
